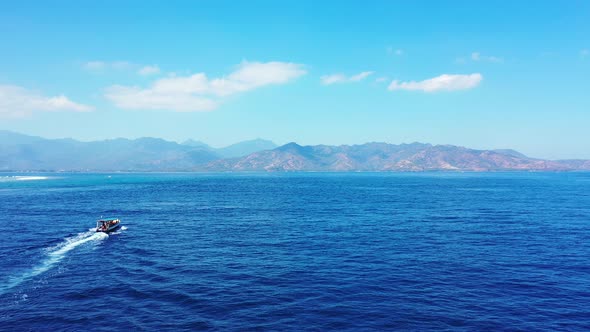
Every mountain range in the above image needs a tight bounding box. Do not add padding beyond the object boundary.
[208,142,590,172]
[1,130,588,172]
[0,131,275,171]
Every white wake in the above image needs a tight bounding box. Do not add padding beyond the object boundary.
[0,231,108,294]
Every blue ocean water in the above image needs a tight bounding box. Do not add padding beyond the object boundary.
[1,172,589,331]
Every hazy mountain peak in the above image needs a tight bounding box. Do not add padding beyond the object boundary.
[493,149,528,158]
[403,142,431,147]
[0,130,45,144]
[217,139,277,158]
[275,142,307,154]
[182,139,212,149]
[279,142,302,148]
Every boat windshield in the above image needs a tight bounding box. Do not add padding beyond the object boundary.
[96,218,118,230]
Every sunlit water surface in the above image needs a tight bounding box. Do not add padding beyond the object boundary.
[1,172,589,330]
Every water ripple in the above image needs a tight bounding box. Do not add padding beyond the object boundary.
[1,172,590,330]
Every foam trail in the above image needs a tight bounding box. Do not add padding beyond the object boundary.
[108,226,128,236]
[0,231,108,294]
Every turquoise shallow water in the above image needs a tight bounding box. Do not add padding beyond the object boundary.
[1,172,589,330]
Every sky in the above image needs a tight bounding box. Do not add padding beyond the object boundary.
[0,1,589,159]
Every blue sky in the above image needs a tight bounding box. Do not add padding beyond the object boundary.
[0,1,589,159]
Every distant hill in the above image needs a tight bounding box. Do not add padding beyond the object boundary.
[206,142,590,172]
[1,131,588,172]
[0,130,45,145]
[0,131,220,171]
[181,139,213,150]
[492,149,528,159]
[181,138,277,158]
[215,139,277,158]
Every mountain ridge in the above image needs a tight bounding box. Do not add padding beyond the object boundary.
[0,131,276,171]
[1,131,588,172]
[206,142,587,172]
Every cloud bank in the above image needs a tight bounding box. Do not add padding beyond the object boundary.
[0,85,93,117]
[105,61,306,112]
[388,73,482,92]
[320,71,374,85]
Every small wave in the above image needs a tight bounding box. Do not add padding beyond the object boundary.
[0,231,108,294]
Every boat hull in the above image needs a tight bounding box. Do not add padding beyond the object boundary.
[96,223,121,233]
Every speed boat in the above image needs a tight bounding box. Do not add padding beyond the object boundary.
[96,218,121,233]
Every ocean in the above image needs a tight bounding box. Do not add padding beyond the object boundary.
[1,172,589,331]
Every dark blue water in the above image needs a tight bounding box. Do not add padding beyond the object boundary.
[1,172,589,331]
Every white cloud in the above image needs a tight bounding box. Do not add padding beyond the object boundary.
[320,71,374,85]
[138,65,161,76]
[469,52,503,63]
[209,61,307,96]
[350,71,374,82]
[105,61,306,112]
[151,73,209,94]
[387,73,482,92]
[0,85,93,117]
[105,85,218,112]
[320,74,346,85]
